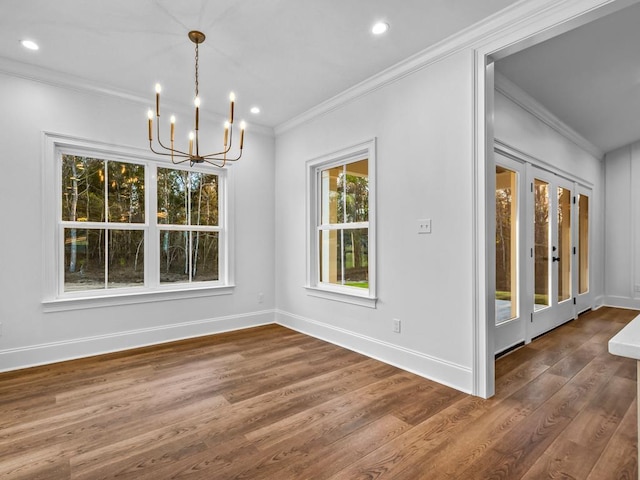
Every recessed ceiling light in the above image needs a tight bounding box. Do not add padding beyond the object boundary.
[250,106,260,114]
[371,22,389,35]
[21,39,39,51]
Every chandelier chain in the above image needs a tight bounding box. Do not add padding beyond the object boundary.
[194,42,199,98]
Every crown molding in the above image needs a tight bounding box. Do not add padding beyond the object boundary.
[494,72,604,159]
[0,56,275,138]
[274,0,567,135]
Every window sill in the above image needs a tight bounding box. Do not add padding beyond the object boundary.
[42,285,235,313]
[304,286,377,308]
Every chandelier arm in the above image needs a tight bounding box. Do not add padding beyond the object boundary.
[203,150,243,163]
[202,126,234,158]
[153,121,192,157]
[173,157,194,165]
[155,120,177,153]
[202,159,227,168]
[149,142,191,161]
[151,144,190,158]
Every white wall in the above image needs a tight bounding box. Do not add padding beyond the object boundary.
[494,90,606,307]
[0,73,276,371]
[604,141,640,309]
[275,50,477,392]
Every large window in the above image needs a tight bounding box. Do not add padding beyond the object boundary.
[306,139,376,307]
[44,134,231,308]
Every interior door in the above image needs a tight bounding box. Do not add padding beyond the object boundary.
[529,166,576,338]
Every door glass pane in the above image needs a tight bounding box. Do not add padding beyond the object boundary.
[557,187,572,302]
[495,166,518,323]
[579,194,589,294]
[534,179,550,310]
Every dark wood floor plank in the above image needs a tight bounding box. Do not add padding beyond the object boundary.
[520,374,636,479]
[326,394,493,479]
[0,308,637,479]
[454,352,627,480]
[587,398,638,480]
[401,372,570,479]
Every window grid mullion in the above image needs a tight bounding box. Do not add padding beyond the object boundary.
[103,159,109,289]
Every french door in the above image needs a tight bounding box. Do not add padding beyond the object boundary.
[529,166,575,338]
[494,154,592,353]
[494,154,526,353]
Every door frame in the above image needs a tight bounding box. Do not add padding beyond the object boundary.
[472,0,631,398]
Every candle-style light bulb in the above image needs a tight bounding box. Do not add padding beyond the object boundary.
[155,84,161,116]
[170,115,176,143]
[239,121,246,149]
[147,109,153,141]
[223,121,230,146]
[194,97,200,131]
[229,92,235,124]
[189,131,194,156]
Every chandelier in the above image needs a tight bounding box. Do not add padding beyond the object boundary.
[147,30,245,167]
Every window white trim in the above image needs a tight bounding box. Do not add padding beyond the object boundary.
[42,132,235,311]
[305,138,377,307]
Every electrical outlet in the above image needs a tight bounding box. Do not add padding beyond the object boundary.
[393,318,401,333]
[417,219,432,234]
[258,292,264,304]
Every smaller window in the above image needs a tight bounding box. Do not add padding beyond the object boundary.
[306,139,376,307]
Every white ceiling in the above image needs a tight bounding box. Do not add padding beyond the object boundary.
[0,0,518,129]
[496,1,640,155]
[4,0,637,152]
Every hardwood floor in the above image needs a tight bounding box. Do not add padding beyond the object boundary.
[0,307,637,479]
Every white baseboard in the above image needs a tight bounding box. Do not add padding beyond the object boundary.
[593,295,606,310]
[3,308,474,394]
[0,310,275,373]
[275,309,473,394]
[604,296,640,311]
